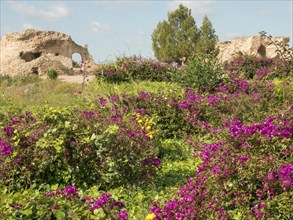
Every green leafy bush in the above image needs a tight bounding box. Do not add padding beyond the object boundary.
[173,53,224,91]
[47,69,59,80]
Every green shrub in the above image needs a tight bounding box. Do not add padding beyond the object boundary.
[47,69,58,80]
[173,53,224,92]
[158,139,191,161]
[95,56,177,83]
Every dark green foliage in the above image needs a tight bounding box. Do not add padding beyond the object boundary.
[196,15,219,55]
[151,4,218,65]
[47,69,58,80]
[173,53,224,91]
[152,4,199,64]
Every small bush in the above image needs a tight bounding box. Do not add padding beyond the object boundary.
[173,53,224,92]
[226,56,274,79]
[47,69,58,80]
[226,56,292,80]
[95,56,177,83]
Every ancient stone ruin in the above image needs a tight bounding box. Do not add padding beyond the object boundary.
[0,29,94,76]
[217,35,290,63]
[0,29,290,76]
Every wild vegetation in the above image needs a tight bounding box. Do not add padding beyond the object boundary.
[0,3,292,219]
[0,48,292,219]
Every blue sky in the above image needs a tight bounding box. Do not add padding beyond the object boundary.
[1,0,292,63]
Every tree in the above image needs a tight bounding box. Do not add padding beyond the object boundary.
[196,15,219,55]
[152,4,199,64]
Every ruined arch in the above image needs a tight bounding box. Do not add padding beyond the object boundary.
[72,53,82,68]
[257,45,266,58]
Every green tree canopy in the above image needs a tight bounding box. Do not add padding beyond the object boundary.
[196,15,219,55]
[151,4,218,65]
[152,4,199,64]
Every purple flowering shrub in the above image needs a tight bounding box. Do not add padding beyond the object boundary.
[226,56,292,80]
[0,185,128,219]
[0,104,161,190]
[83,193,128,219]
[226,56,274,79]
[95,55,177,82]
[151,110,293,219]
[94,92,193,139]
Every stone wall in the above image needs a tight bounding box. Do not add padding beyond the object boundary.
[216,35,290,63]
[0,29,94,76]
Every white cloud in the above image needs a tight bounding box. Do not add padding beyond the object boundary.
[168,0,214,18]
[90,21,114,35]
[9,1,69,22]
[22,23,35,30]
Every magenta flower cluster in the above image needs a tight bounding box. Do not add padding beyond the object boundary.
[150,108,292,219]
[45,185,78,199]
[278,164,293,188]
[0,138,13,157]
[228,116,292,140]
[82,193,128,219]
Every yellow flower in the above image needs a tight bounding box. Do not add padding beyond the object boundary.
[145,213,156,220]
[147,131,154,139]
[146,125,151,130]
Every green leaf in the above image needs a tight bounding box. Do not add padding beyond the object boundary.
[21,209,32,216]
[52,210,66,220]
[51,184,59,190]
[65,121,70,128]
[90,133,97,141]
[54,144,62,153]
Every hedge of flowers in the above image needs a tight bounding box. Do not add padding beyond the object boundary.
[94,55,177,83]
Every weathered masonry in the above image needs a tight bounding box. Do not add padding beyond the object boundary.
[0,29,94,76]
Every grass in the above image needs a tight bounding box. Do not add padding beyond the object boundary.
[0,75,182,111]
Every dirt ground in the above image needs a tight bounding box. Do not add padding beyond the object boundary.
[53,75,95,84]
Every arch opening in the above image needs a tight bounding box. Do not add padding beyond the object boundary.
[257,45,266,58]
[72,53,82,68]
